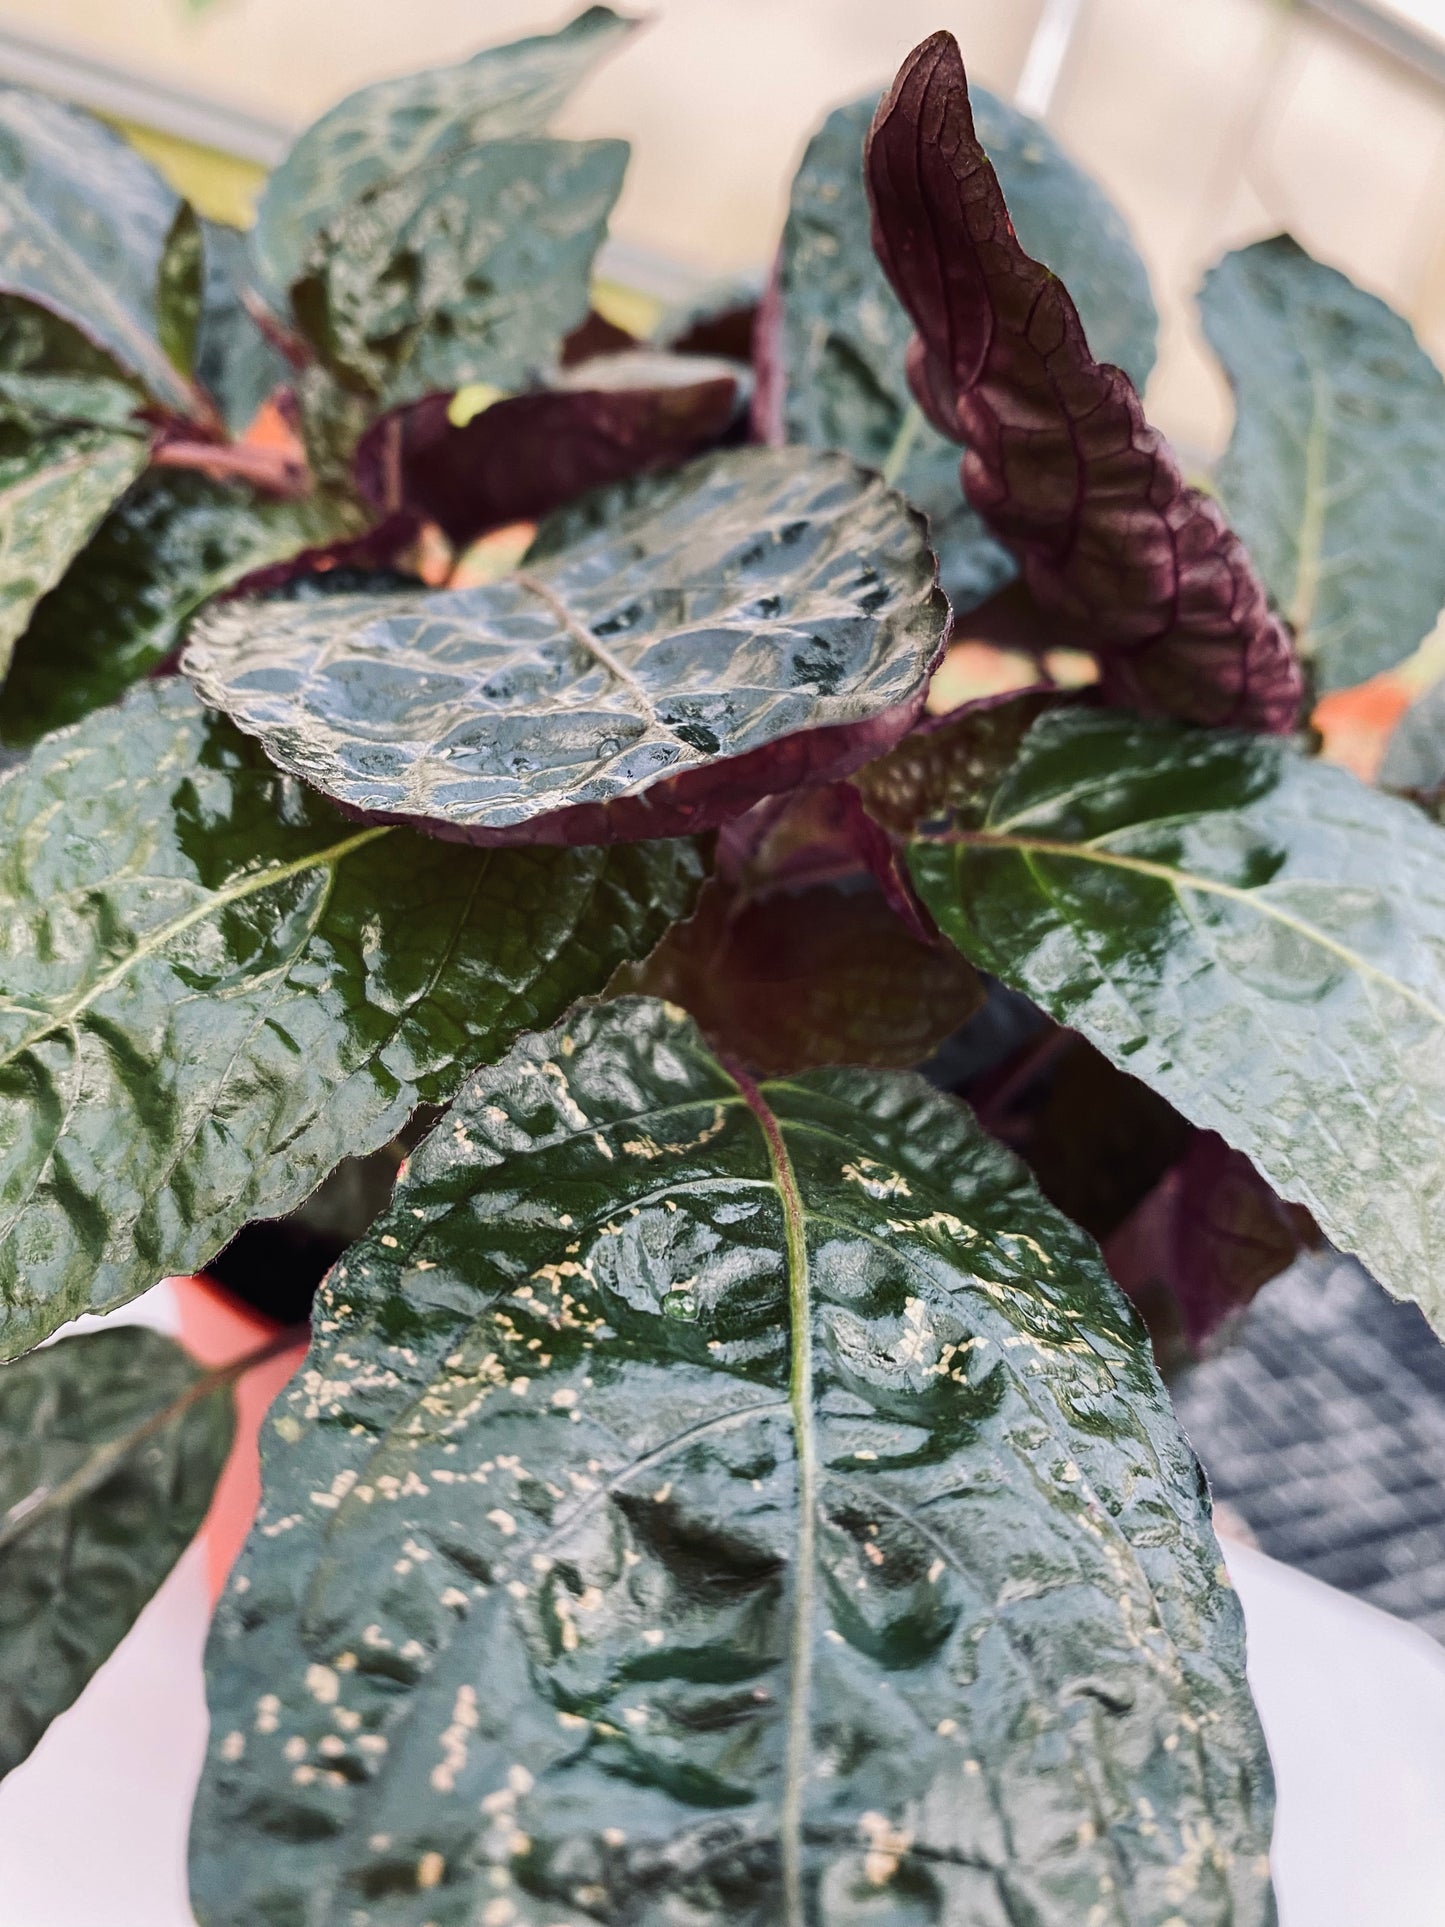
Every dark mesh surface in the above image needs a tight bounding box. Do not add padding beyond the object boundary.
[1174,1253,1445,1641]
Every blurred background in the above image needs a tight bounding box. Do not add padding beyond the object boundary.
[5,0,1445,458]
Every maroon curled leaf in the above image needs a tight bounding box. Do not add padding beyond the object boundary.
[221,510,424,603]
[864,34,1303,733]
[717,780,932,939]
[181,447,948,847]
[1105,1131,1318,1358]
[618,875,984,1075]
[355,351,742,547]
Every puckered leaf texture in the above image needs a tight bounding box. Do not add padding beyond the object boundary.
[864,34,1301,734]
[1201,234,1445,692]
[0,416,147,680]
[0,87,198,416]
[908,700,1445,1338]
[357,351,741,548]
[293,136,629,410]
[773,86,1156,616]
[0,681,702,1358]
[182,448,948,846]
[251,5,635,306]
[191,997,1274,1927]
[0,1324,233,1779]
[0,471,336,746]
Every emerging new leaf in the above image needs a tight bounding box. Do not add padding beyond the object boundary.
[156,201,204,382]
[0,1325,233,1779]
[0,87,200,416]
[1202,234,1445,692]
[356,351,741,546]
[192,998,1274,1927]
[292,136,630,410]
[195,221,293,437]
[182,448,948,846]
[908,700,1445,1337]
[250,5,636,305]
[864,34,1302,733]
[0,680,702,1358]
[772,86,1156,614]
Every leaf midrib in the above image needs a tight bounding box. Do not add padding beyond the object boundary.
[930,826,1445,1030]
[731,1063,814,1927]
[0,823,391,1072]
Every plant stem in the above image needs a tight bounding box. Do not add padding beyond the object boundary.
[881,401,926,488]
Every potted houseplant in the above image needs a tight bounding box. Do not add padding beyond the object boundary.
[4,10,1445,1921]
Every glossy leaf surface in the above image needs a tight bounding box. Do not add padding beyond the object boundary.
[0,418,147,679]
[183,448,948,845]
[251,5,635,305]
[775,89,1156,614]
[1202,235,1445,691]
[908,701,1445,1334]
[0,87,196,415]
[196,221,292,436]
[192,997,1274,1927]
[0,681,702,1357]
[357,351,741,546]
[156,201,204,382]
[294,136,628,410]
[0,296,144,429]
[0,1325,233,1778]
[865,35,1301,733]
[618,876,984,1073]
[0,471,334,746]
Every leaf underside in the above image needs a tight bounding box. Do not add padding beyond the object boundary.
[1201,234,1445,691]
[0,1324,233,1779]
[863,35,1301,734]
[909,701,1445,1337]
[182,448,948,846]
[191,998,1274,1927]
[774,87,1157,616]
[0,680,702,1358]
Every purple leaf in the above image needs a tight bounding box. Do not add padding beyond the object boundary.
[864,33,1302,734]
[1105,1131,1318,1356]
[355,351,741,546]
[618,875,983,1076]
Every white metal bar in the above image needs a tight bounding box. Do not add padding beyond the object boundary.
[0,15,291,163]
[1014,0,1089,118]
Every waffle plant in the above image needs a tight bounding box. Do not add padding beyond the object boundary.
[4,12,1445,1925]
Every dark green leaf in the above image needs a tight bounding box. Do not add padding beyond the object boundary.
[908,701,1445,1335]
[0,296,143,429]
[1201,235,1445,690]
[293,136,629,409]
[864,37,1301,733]
[0,679,703,1359]
[0,417,147,679]
[773,89,1156,614]
[195,220,291,436]
[0,87,197,415]
[251,5,636,305]
[156,201,204,382]
[192,997,1274,1927]
[0,471,338,746]
[182,447,948,845]
[0,1324,233,1779]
